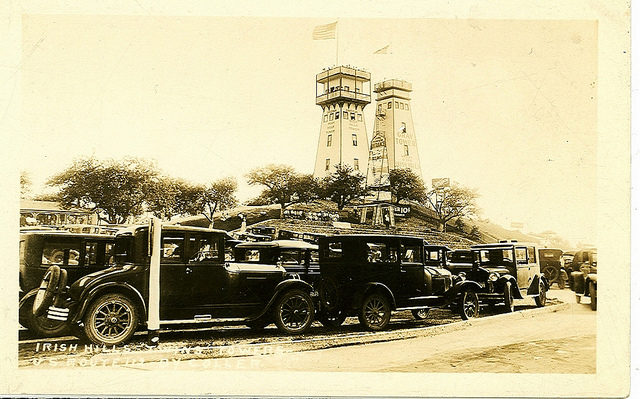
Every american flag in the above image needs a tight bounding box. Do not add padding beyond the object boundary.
[312,22,337,40]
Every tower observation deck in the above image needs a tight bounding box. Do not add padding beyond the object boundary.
[313,66,372,179]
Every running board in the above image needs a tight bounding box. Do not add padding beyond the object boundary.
[159,317,247,325]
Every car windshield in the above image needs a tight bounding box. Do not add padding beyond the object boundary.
[476,248,514,266]
[449,251,473,263]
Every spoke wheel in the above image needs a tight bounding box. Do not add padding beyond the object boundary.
[274,289,314,334]
[411,308,430,320]
[84,293,138,346]
[358,293,391,331]
[503,282,514,313]
[543,266,559,283]
[535,280,547,307]
[459,289,479,320]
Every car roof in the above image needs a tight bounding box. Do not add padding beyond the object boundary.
[471,242,537,249]
[425,244,452,251]
[321,234,426,241]
[235,240,318,250]
[117,224,229,236]
[20,231,115,239]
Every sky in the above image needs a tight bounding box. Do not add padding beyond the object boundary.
[20,16,597,246]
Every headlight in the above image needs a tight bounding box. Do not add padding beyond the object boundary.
[488,272,499,282]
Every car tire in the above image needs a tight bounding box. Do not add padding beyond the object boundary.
[274,289,314,335]
[503,282,514,313]
[534,280,547,307]
[589,282,597,311]
[32,265,61,317]
[411,308,430,320]
[459,289,479,320]
[83,293,139,346]
[318,310,347,328]
[359,293,391,331]
[21,295,69,337]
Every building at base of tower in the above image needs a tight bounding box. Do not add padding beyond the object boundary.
[313,66,371,179]
[366,79,423,196]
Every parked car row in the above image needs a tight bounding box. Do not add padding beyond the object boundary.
[21,227,555,346]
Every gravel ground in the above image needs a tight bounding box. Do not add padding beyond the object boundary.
[19,296,562,368]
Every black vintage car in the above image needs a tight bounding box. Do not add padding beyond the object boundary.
[466,242,549,312]
[569,249,597,310]
[316,235,480,330]
[233,240,320,283]
[33,225,316,346]
[539,248,566,288]
[446,249,474,274]
[19,231,116,336]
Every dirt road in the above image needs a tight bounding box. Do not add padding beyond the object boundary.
[129,288,595,373]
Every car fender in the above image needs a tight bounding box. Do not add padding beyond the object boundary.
[352,282,397,310]
[72,282,146,323]
[496,275,523,299]
[451,280,483,300]
[249,279,314,321]
[586,274,597,285]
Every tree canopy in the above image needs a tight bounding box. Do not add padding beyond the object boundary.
[47,157,158,224]
[425,183,479,232]
[322,164,369,210]
[197,177,238,228]
[246,164,320,215]
[388,168,427,204]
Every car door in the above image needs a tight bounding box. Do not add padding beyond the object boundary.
[399,240,425,299]
[362,238,399,294]
[185,232,227,317]
[159,231,192,319]
[515,246,531,290]
[527,246,540,286]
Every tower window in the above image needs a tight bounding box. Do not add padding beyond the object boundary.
[401,122,406,133]
[343,111,348,119]
[404,145,409,156]
[350,112,355,120]
[335,112,340,120]
[400,103,404,110]
[357,114,363,121]
[377,104,382,113]
[330,113,334,121]
[324,114,328,122]
[327,134,332,147]
[387,101,392,109]
[352,134,358,146]
[406,103,410,110]
[395,102,399,109]
[325,159,330,171]
[354,159,359,170]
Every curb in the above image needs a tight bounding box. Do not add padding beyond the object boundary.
[82,302,571,366]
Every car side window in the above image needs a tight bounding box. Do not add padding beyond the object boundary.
[527,247,536,263]
[42,241,82,266]
[515,247,527,264]
[85,241,99,266]
[188,234,220,263]
[105,242,115,265]
[279,250,302,265]
[366,242,398,263]
[326,241,343,258]
[402,244,423,263]
[161,233,185,263]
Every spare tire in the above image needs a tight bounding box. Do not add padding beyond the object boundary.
[32,266,61,317]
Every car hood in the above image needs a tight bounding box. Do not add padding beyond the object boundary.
[425,266,452,277]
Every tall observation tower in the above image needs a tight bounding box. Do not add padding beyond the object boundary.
[366,79,422,191]
[313,66,371,178]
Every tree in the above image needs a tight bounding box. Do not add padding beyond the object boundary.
[454,217,465,232]
[246,165,319,216]
[388,168,427,204]
[197,177,238,228]
[47,156,158,224]
[20,171,32,199]
[425,183,479,232]
[146,177,202,221]
[322,164,369,210]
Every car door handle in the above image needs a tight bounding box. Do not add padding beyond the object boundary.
[185,267,193,274]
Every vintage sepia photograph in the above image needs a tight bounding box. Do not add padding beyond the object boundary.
[1,0,631,397]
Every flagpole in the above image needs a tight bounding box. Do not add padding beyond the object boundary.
[335,19,339,66]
